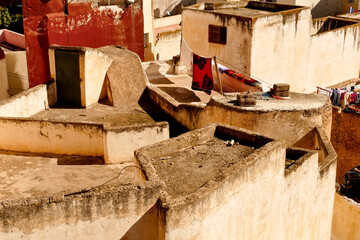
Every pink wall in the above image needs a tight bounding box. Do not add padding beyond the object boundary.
[0,29,26,49]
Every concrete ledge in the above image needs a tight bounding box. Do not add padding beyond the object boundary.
[0,181,161,239]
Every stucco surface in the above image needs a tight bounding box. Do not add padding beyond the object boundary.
[148,81,332,146]
[136,124,337,240]
[98,46,149,107]
[332,192,360,240]
[5,51,29,96]
[183,2,360,93]
[0,156,139,201]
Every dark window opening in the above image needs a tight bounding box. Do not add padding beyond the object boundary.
[209,25,227,45]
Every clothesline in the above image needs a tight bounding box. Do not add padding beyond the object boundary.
[317,85,360,109]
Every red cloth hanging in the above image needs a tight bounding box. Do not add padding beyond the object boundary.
[192,53,213,94]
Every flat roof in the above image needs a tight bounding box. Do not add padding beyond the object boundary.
[185,1,307,19]
[31,103,155,127]
[149,137,254,198]
[0,154,139,201]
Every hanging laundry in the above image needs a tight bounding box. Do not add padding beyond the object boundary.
[331,89,341,107]
[192,53,214,94]
[180,38,193,75]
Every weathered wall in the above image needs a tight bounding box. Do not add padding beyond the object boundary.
[0,83,50,118]
[0,50,9,101]
[154,30,181,60]
[153,15,181,60]
[182,9,252,73]
[308,24,360,91]
[144,0,155,61]
[331,107,360,183]
[0,118,104,156]
[23,1,144,88]
[332,192,360,240]
[155,133,336,240]
[0,183,161,240]
[148,85,332,146]
[84,49,112,107]
[5,51,29,96]
[250,9,312,93]
[104,123,169,164]
[183,6,360,93]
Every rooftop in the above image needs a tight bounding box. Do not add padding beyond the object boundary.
[186,1,307,19]
[149,137,254,198]
[0,154,139,201]
[136,124,274,204]
[31,103,154,128]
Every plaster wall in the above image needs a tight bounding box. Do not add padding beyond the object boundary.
[182,9,252,72]
[307,25,360,93]
[250,9,312,93]
[154,30,181,60]
[5,51,29,96]
[104,123,170,164]
[163,143,335,240]
[332,192,360,240]
[0,119,104,156]
[144,0,155,61]
[84,49,112,107]
[0,184,160,240]
[0,84,49,118]
[0,58,9,101]
[148,86,332,146]
[163,141,286,240]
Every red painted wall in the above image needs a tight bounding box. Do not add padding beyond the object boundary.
[23,1,144,87]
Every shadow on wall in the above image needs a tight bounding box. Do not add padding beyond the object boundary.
[311,0,342,18]
[120,202,164,240]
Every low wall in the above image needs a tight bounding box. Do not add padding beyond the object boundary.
[136,124,337,240]
[163,138,335,239]
[0,182,161,240]
[331,107,360,183]
[104,122,169,164]
[332,192,360,240]
[5,51,29,96]
[0,83,55,118]
[148,85,332,146]
[0,118,104,157]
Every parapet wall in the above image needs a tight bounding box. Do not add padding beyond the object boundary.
[0,83,169,164]
[0,182,161,240]
[135,124,337,240]
[148,85,332,146]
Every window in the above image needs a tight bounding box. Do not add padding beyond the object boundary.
[208,25,227,45]
[348,0,355,3]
